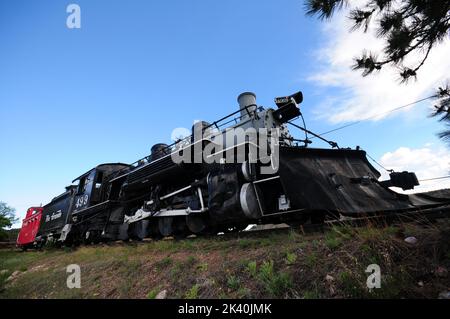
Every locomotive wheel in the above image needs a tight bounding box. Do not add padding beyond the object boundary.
[186,215,207,234]
[129,220,149,241]
[118,223,130,242]
[148,221,163,240]
[83,231,92,245]
[158,217,174,237]
[173,217,189,240]
[92,231,102,244]
[136,220,150,240]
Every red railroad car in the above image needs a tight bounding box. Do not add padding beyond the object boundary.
[16,207,43,250]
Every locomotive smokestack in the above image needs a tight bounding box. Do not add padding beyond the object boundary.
[237,92,257,120]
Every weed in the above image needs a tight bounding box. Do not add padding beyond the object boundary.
[179,240,195,251]
[288,230,302,242]
[331,225,354,239]
[338,271,365,298]
[146,287,160,299]
[305,252,317,267]
[0,270,11,292]
[369,272,411,298]
[154,257,173,270]
[238,239,253,249]
[285,252,297,265]
[185,284,199,299]
[360,243,372,254]
[226,275,241,290]
[356,227,381,241]
[257,260,292,297]
[63,245,77,253]
[118,278,133,297]
[257,260,274,281]
[297,241,308,249]
[384,225,399,236]
[170,261,183,277]
[218,291,228,299]
[196,262,208,272]
[247,261,257,277]
[237,287,251,298]
[311,239,320,248]
[303,289,320,299]
[324,236,341,250]
[186,255,197,266]
[266,272,292,297]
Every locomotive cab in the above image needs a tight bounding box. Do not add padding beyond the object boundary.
[67,163,130,243]
[72,163,130,213]
[72,168,100,212]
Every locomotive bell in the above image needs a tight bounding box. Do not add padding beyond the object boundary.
[237,92,257,120]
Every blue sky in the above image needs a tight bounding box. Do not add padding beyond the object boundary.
[1,0,449,226]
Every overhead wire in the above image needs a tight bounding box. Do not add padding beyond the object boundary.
[311,95,436,138]
[418,175,450,182]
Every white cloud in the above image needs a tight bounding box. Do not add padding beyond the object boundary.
[379,145,450,193]
[308,6,450,124]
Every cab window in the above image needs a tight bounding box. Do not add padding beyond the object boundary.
[95,171,103,190]
[77,177,86,194]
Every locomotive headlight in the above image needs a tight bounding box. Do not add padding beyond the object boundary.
[273,90,303,123]
[274,90,303,107]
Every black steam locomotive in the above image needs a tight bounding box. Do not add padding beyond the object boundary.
[26,91,450,246]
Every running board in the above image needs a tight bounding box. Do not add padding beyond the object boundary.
[124,184,207,224]
[124,207,207,224]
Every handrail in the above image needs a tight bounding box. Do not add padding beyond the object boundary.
[112,104,263,178]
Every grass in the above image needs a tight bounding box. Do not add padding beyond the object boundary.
[285,252,297,265]
[170,261,184,277]
[0,271,11,293]
[154,257,173,270]
[238,239,254,249]
[257,260,293,298]
[337,271,366,298]
[196,262,208,272]
[146,287,161,299]
[1,220,450,299]
[305,252,317,267]
[324,235,342,250]
[246,261,257,277]
[226,275,241,290]
[237,287,251,298]
[303,289,320,299]
[185,284,199,299]
[186,255,197,265]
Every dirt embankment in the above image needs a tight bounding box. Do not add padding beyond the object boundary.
[1,220,450,299]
